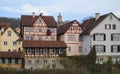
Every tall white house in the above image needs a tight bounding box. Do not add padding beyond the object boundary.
[82,12,120,64]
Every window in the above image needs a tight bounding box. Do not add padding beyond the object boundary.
[38,36,42,40]
[113,24,116,29]
[93,33,106,41]
[111,45,120,52]
[79,46,82,53]
[68,47,71,52]
[25,36,29,40]
[52,60,55,64]
[94,45,105,53]
[25,36,34,40]
[44,60,47,64]
[35,48,39,54]
[30,36,33,40]
[15,58,19,64]
[59,48,63,54]
[4,41,7,46]
[35,60,39,64]
[8,31,11,36]
[28,60,31,64]
[38,28,42,32]
[8,58,11,64]
[2,58,5,64]
[105,24,111,29]
[111,34,120,41]
[27,49,32,54]
[68,35,76,41]
[52,49,56,54]
[25,27,34,32]
[13,41,16,45]
[51,28,55,33]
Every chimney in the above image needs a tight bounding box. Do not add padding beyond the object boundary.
[32,12,35,18]
[58,12,62,26]
[95,13,100,20]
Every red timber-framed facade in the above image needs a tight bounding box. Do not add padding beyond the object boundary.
[21,13,67,69]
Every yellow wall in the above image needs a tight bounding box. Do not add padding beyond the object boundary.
[0,27,22,51]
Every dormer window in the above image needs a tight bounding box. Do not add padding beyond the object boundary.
[8,31,11,36]
[105,24,111,29]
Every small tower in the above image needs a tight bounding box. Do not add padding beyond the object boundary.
[58,13,63,26]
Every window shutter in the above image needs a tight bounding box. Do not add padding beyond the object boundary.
[103,46,106,52]
[109,25,111,29]
[111,46,113,52]
[93,45,96,52]
[104,34,106,41]
[93,45,95,49]
[111,34,113,41]
[105,24,107,29]
[93,34,95,40]
[118,46,120,52]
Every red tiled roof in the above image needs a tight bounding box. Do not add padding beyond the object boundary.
[21,14,57,27]
[0,52,24,58]
[57,20,83,35]
[23,40,67,48]
[82,12,118,34]
[0,23,11,27]
[0,23,11,30]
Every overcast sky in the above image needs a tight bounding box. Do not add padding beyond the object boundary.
[0,0,120,22]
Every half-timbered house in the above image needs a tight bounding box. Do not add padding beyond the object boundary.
[57,20,83,56]
[21,13,67,69]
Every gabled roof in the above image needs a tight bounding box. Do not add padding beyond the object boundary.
[82,12,120,34]
[21,14,57,27]
[0,23,11,30]
[57,20,83,35]
[0,52,24,58]
[23,40,67,48]
[1,26,19,37]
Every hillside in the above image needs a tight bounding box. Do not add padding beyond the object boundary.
[0,17,20,29]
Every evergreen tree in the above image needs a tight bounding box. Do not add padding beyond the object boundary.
[86,47,96,65]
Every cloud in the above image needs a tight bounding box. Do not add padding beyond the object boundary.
[0,0,120,21]
[0,4,49,15]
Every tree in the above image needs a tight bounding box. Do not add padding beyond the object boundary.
[86,47,96,65]
[106,57,113,65]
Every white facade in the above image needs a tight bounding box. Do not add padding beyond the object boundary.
[82,13,120,63]
[82,35,91,55]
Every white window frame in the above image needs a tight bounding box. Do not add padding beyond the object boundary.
[68,35,76,41]
[94,33,105,41]
[112,34,120,41]
[8,31,11,36]
[4,41,7,46]
[68,46,71,52]
[95,45,105,53]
